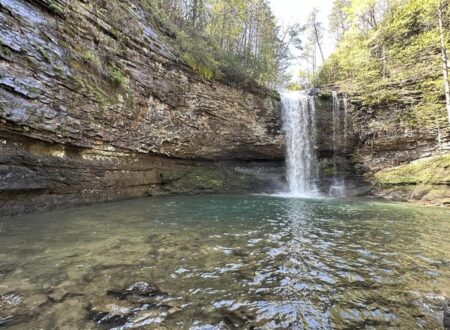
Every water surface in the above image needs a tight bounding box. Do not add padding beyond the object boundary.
[0,195,449,329]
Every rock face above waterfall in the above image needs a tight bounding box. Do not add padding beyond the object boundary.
[0,0,284,216]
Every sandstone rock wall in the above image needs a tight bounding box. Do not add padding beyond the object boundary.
[0,0,284,216]
[317,89,450,205]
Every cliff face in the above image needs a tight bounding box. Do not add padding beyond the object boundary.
[317,88,450,205]
[352,96,450,205]
[0,0,284,216]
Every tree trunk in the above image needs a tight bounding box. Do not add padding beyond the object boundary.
[313,23,325,63]
[438,0,450,124]
[192,0,197,27]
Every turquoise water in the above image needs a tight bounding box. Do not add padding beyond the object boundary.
[0,195,449,329]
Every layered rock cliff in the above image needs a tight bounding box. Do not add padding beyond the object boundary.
[317,88,450,205]
[0,0,284,216]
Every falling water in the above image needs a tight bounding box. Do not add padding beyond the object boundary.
[343,96,348,148]
[330,91,346,197]
[281,91,319,196]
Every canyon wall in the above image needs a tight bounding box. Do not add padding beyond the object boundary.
[317,89,450,206]
[0,0,284,216]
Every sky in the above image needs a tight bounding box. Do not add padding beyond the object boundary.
[268,0,336,75]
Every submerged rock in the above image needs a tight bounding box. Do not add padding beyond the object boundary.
[127,281,161,296]
[444,299,450,329]
[0,291,48,326]
[87,281,176,327]
[87,298,135,326]
[107,281,163,300]
[221,308,255,329]
[0,292,23,325]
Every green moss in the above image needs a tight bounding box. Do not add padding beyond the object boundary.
[80,51,101,69]
[167,167,225,190]
[374,155,450,186]
[53,65,64,75]
[0,45,12,58]
[72,75,110,112]
[107,64,128,88]
[28,86,40,94]
[42,0,65,16]
[35,45,53,63]
[156,165,261,195]
[322,166,336,176]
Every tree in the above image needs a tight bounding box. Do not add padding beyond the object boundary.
[329,0,350,41]
[308,8,325,63]
[148,0,295,86]
[438,0,450,123]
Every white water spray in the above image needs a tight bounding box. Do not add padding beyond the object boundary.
[281,91,319,197]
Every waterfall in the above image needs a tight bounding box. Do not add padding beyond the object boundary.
[343,96,348,149]
[281,91,319,197]
[330,91,346,197]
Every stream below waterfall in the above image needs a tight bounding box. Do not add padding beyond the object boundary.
[0,195,449,329]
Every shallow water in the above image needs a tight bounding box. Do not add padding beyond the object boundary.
[0,195,449,329]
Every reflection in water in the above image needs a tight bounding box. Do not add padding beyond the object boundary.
[0,195,449,329]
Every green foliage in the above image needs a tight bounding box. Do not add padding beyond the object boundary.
[176,31,220,80]
[318,0,450,128]
[80,51,101,70]
[107,64,128,88]
[285,82,302,91]
[140,0,290,87]
[81,0,296,88]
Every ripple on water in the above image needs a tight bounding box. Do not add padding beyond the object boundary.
[0,195,449,329]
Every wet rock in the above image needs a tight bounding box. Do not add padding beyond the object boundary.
[24,293,48,311]
[308,87,320,96]
[0,292,47,326]
[48,289,69,303]
[0,292,24,325]
[48,286,83,303]
[221,308,255,329]
[127,281,161,296]
[107,281,163,300]
[87,298,135,326]
[444,299,450,329]
[87,282,175,328]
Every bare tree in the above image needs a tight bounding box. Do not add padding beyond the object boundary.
[438,0,450,124]
[309,9,325,63]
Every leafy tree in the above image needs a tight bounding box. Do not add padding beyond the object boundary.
[142,0,295,87]
[329,0,351,41]
[317,0,450,127]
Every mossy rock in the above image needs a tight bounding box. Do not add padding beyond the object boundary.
[374,155,450,186]
[154,165,262,195]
